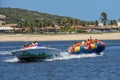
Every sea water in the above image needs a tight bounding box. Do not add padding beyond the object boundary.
[0,40,120,80]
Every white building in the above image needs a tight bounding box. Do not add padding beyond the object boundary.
[98,22,104,26]
[0,26,14,30]
[117,20,120,26]
[0,21,5,27]
[0,14,6,18]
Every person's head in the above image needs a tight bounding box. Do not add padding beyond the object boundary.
[33,41,37,43]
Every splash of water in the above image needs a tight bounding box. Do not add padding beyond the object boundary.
[0,51,19,62]
[2,51,104,62]
[45,52,103,61]
[4,57,19,62]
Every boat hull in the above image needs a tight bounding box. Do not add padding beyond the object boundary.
[11,47,61,61]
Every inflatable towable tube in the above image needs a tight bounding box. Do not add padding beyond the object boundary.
[68,39,105,54]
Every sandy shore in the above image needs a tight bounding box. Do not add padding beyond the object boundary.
[0,33,120,42]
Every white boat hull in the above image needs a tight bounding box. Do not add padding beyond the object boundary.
[11,46,61,61]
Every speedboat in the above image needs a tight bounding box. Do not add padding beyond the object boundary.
[68,39,105,55]
[11,45,61,62]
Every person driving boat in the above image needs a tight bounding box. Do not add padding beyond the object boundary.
[32,41,38,46]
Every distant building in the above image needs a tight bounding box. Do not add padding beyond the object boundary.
[0,14,6,19]
[117,20,120,26]
[71,26,93,32]
[0,21,2,27]
[0,26,14,33]
[0,26,14,30]
[40,26,61,33]
[4,24,17,27]
[98,22,104,26]
[0,21,5,27]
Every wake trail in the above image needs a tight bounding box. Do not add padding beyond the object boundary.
[3,57,19,62]
[0,51,12,56]
[45,52,104,61]
[0,51,19,62]
[2,51,104,63]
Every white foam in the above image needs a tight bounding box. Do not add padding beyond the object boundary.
[0,51,12,55]
[4,57,19,62]
[45,52,103,61]
[2,51,104,62]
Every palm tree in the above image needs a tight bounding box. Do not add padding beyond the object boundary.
[95,20,98,27]
[100,12,108,26]
[109,20,117,25]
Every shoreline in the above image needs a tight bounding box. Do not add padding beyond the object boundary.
[0,33,120,42]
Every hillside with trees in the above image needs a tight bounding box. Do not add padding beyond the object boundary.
[1,8,119,34]
[0,7,94,28]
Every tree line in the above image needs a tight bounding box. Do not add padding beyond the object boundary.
[0,7,119,34]
[0,7,96,28]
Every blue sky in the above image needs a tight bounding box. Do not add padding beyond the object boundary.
[0,0,120,21]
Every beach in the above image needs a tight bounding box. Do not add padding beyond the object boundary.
[0,33,120,42]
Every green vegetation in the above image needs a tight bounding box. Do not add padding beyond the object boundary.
[0,8,119,34]
[100,12,117,26]
[0,7,94,28]
[100,12,108,26]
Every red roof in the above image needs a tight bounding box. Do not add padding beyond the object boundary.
[71,26,92,29]
[5,24,17,27]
